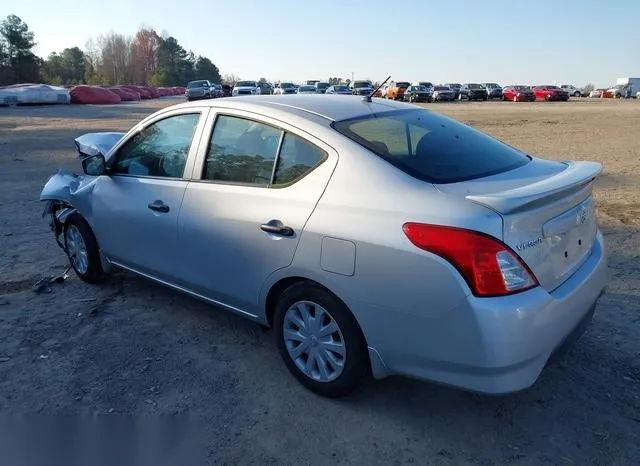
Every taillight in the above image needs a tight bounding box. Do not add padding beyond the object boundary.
[402,223,538,297]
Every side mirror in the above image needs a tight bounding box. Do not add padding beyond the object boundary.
[82,153,106,176]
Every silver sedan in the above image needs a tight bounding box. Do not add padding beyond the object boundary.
[40,94,607,397]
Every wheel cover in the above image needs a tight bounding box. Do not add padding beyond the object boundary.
[65,225,89,274]
[283,301,346,382]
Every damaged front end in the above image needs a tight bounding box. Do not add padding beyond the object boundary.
[40,131,124,251]
[40,171,95,251]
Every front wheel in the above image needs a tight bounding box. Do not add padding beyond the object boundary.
[64,213,104,283]
[274,283,370,398]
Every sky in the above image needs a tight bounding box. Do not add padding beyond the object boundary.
[2,0,638,88]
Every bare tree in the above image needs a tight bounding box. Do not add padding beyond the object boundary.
[131,28,159,85]
[97,32,133,85]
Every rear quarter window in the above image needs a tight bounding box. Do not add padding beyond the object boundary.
[332,109,530,184]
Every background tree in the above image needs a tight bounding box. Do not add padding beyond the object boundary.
[583,83,595,94]
[97,32,133,85]
[0,14,40,84]
[0,15,224,87]
[131,28,159,85]
[195,56,221,82]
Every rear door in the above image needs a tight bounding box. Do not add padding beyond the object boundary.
[176,110,338,313]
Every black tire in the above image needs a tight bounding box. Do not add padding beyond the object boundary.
[273,282,370,398]
[63,213,104,283]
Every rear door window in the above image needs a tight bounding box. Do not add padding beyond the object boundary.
[204,115,280,185]
[332,109,530,184]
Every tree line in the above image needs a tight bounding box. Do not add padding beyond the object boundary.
[0,14,221,87]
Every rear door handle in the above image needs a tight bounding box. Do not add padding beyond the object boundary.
[260,219,294,237]
[148,200,170,213]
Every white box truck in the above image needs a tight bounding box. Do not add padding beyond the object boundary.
[608,77,640,98]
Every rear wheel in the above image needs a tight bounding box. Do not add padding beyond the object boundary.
[63,213,104,283]
[273,283,370,398]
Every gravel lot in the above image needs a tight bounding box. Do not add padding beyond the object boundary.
[0,97,638,465]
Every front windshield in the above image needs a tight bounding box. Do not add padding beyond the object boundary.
[448,83,461,89]
[485,83,499,88]
[353,81,371,88]
[334,85,349,91]
[188,81,208,88]
[317,82,330,89]
[434,86,449,91]
[468,84,482,89]
[513,85,530,91]
[419,82,433,88]
[299,86,315,92]
[397,82,410,88]
[236,81,257,87]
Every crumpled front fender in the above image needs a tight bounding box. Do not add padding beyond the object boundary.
[39,169,98,218]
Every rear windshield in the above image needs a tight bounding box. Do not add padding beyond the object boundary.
[316,82,330,89]
[236,81,256,87]
[332,109,530,184]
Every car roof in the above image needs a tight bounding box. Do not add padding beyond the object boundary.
[166,94,416,123]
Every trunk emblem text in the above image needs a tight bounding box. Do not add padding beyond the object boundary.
[516,237,543,251]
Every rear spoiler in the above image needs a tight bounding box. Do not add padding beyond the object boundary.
[466,161,603,214]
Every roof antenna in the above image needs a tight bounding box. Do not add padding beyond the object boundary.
[364,76,391,103]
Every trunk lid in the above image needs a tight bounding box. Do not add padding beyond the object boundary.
[435,158,602,291]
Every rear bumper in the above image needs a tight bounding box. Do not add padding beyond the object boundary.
[366,231,607,394]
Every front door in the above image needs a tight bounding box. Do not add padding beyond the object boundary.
[91,109,206,281]
[176,112,337,314]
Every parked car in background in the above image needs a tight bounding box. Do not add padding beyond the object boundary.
[185,80,213,101]
[42,95,606,399]
[258,82,273,95]
[637,90,640,99]
[483,83,503,99]
[432,85,455,102]
[403,85,431,103]
[385,81,410,100]
[221,84,233,97]
[232,80,261,96]
[589,89,604,98]
[560,85,582,97]
[305,80,320,86]
[502,85,536,102]
[412,81,434,92]
[445,83,462,99]
[607,84,630,98]
[212,84,224,98]
[351,80,374,96]
[459,83,488,101]
[274,82,297,95]
[532,85,570,101]
[325,85,352,95]
[296,85,318,94]
[315,82,331,94]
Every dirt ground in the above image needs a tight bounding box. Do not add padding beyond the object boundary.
[0,97,638,465]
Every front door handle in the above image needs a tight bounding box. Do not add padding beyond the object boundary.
[148,200,170,213]
[260,219,294,237]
